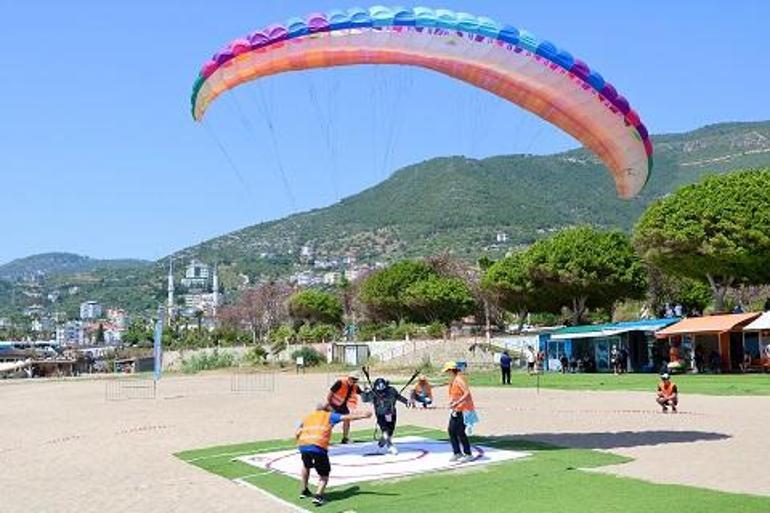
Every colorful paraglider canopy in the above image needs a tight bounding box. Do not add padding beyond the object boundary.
[191,5,653,198]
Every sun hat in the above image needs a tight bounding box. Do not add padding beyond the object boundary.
[441,361,459,373]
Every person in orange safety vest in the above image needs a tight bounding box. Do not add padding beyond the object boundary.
[296,403,371,506]
[656,372,679,413]
[326,371,363,444]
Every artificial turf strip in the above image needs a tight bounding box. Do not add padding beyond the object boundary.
[175,426,770,513]
[459,371,770,396]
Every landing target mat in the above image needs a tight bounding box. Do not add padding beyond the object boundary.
[235,435,529,486]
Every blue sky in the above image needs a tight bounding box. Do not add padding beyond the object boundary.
[1,1,769,265]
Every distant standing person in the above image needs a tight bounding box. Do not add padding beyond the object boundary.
[499,350,512,385]
[560,354,569,374]
[524,346,536,375]
[326,372,363,444]
[295,403,372,506]
[619,347,629,373]
[610,345,620,375]
[442,361,477,463]
[656,373,678,413]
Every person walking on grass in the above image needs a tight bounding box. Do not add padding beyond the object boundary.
[500,350,512,385]
[326,371,363,444]
[524,345,536,374]
[296,403,372,506]
[443,361,478,463]
[656,373,678,413]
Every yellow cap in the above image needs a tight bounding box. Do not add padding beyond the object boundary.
[441,361,459,373]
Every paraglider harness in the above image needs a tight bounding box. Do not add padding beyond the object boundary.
[361,366,422,446]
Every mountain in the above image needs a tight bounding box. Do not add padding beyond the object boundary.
[0,253,151,282]
[174,121,770,266]
[1,120,769,318]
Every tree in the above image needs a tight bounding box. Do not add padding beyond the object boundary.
[123,318,153,346]
[646,267,712,315]
[358,260,435,321]
[218,282,292,342]
[95,323,105,344]
[358,259,477,325]
[482,251,558,330]
[634,169,770,310]
[402,275,476,325]
[527,226,648,324]
[193,309,204,333]
[289,289,343,326]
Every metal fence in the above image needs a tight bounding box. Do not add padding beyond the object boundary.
[105,378,157,401]
[230,370,276,393]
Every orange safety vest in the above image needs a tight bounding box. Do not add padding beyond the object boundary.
[658,381,676,397]
[414,381,433,398]
[329,378,359,409]
[448,374,475,412]
[297,410,333,450]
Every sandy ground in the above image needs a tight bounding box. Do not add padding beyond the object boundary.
[1,372,768,513]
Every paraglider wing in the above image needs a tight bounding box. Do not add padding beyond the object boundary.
[191,6,653,198]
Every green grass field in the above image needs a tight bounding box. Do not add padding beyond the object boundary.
[460,371,770,396]
[176,426,770,513]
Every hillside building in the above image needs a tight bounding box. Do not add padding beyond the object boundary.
[181,259,210,290]
[56,321,86,346]
[79,301,103,320]
[167,259,220,320]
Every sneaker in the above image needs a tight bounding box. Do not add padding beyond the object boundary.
[661,406,668,414]
[460,454,475,463]
[671,405,678,413]
[449,453,462,463]
[300,488,312,499]
[340,437,350,444]
[388,445,398,455]
[312,494,327,506]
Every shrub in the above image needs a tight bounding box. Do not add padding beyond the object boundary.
[291,346,324,367]
[426,321,445,339]
[244,345,268,366]
[393,322,420,340]
[297,323,316,343]
[181,349,237,374]
[312,324,340,342]
[269,324,296,344]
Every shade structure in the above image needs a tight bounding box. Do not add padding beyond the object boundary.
[656,313,761,338]
[743,312,770,331]
[191,6,653,198]
[551,318,679,340]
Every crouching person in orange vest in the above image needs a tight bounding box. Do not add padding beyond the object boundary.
[656,372,678,413]
[326,371,363,444]
[296,403,372,506]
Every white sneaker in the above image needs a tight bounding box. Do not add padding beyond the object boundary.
[449,453,462,463]
[388,445,398,455]
[460,454,475,463]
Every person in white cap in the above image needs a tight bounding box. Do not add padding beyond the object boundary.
[326,371,363,443]
[656,373,678,413]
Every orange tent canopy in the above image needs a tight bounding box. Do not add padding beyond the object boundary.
[655,313,761,338]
